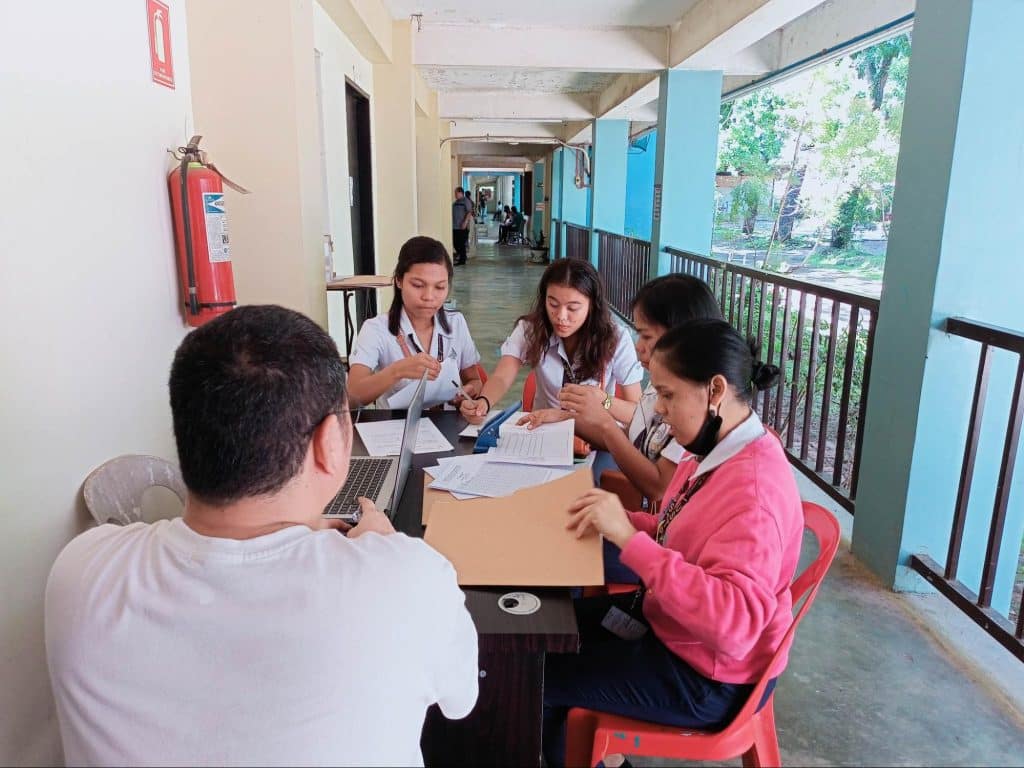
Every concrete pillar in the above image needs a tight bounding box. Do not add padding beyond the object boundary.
[588,119,629,265]
[561,145,589,227]
[649,69,723,277]
[853,0,1024,612]
[372,20,418,280]
[550,148,564,260]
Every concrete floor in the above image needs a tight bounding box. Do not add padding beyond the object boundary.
[452,234,1024,767]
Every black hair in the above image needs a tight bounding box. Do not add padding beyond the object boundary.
[653,319,780,403]
[388,236,454,336]
[169,305,347,505]
[631,274,722,329]
[515,258,616,380]
[455,186,465,194]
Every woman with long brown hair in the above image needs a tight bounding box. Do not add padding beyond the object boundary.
[460,259,642,424]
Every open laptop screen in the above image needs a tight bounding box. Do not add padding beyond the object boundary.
[387,372,428,513]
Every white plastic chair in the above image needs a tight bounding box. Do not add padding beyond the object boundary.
[82,454,186,526]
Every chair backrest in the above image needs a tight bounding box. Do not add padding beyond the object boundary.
[83,454,186,526]
[718,501,840,731]
[523,371,537,411]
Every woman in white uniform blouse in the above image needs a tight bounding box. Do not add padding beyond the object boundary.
[461,259,643,424]
[555,274,723,501]
[348,236,483,410]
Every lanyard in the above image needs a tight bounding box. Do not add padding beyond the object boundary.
[396,331,444,363]
[560,356,606,388]
[630,469,713,614]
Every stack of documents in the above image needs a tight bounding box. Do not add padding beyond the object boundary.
[427,417,577,500]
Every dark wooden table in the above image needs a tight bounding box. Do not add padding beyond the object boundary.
[351,410,579,767]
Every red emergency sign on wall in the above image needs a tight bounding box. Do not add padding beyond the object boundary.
[148,0,175,89]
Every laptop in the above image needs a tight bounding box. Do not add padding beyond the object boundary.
[322,373,427,525]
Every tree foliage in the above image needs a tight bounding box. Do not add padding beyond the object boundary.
[714,31,912,268]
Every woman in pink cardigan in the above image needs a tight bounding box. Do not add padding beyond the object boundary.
[543,319,804,768]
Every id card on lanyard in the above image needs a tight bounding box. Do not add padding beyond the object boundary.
[395,331,458,405]
[602,470,713,641]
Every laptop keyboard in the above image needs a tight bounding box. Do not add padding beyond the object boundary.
[324,458,392,515]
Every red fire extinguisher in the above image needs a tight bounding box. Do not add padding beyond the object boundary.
[167,136,249,327]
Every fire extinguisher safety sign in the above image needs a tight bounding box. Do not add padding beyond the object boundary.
[203,193,231,262]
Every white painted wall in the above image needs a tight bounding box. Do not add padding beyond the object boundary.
[0,2,194,763]
[313,1,375,355]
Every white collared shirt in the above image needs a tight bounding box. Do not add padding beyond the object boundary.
[689,408,767,479]
[628,383,685,464]
[499,319,643,409]
[349,309,481,408]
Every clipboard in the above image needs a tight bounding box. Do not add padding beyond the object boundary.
[473,400,523,453]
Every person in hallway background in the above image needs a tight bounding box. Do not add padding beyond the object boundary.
[348,236,483,409]
[542,320,799,767]
[497,204,513,244]
[45,305,478,767]
[460,258,642,425]
[452,186,474,266]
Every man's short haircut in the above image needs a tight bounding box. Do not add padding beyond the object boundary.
[455,186,464,195]
[169,305,348,505]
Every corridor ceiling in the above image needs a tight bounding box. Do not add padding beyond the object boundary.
[384,0,914,160]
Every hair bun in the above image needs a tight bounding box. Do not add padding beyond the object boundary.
[751,361,781,391]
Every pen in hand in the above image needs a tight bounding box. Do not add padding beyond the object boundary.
[451,380,471,400]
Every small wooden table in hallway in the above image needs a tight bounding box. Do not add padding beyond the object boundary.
[353,410,580,767]
[326,275,393,353]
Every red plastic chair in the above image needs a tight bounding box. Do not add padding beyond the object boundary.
[565,501,841,768]
[523,370,537,410]
[475,364,488,385]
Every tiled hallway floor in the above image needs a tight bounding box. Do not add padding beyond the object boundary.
[451,236,1024,766]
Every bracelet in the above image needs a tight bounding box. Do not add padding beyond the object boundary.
[478,395,491,414]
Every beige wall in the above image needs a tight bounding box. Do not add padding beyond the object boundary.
[186,0,327,327]
[415,87,445,244]
[313,1,375,355]
[371,19,418,281]
[0,2,446,757]
[0,2,194,763]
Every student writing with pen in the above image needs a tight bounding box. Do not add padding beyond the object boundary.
[460,259,642,425]
[348,236,483,409]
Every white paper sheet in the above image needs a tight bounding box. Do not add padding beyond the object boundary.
[428,456,575,498]
[355,418,454,456]
[457,410,530,438]
[487,418,575,466]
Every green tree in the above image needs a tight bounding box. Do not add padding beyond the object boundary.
[851,33,912,114]
[718,90,789,179]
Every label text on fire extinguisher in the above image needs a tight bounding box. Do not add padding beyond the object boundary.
[203,192,231,263]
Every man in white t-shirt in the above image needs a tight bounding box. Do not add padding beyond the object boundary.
[45,305,478,767]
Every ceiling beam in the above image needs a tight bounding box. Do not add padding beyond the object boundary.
[447,120,565,140]
[439,91,595,121]
[670,0,824,68]
[317,0,393,63]
[596,0,826,118]
[721,0,914,98]
[413,24,668,71]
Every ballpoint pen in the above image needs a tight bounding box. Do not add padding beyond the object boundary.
[451,379,471,400]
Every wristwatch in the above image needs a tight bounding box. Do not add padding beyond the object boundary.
[601,392,612,410]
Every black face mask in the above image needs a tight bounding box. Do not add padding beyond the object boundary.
[682,391,722,458]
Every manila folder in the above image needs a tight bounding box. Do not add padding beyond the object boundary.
[423,467,603,586]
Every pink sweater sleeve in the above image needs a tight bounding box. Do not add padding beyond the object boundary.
[627,510,658,536]
[620,504,785,659]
